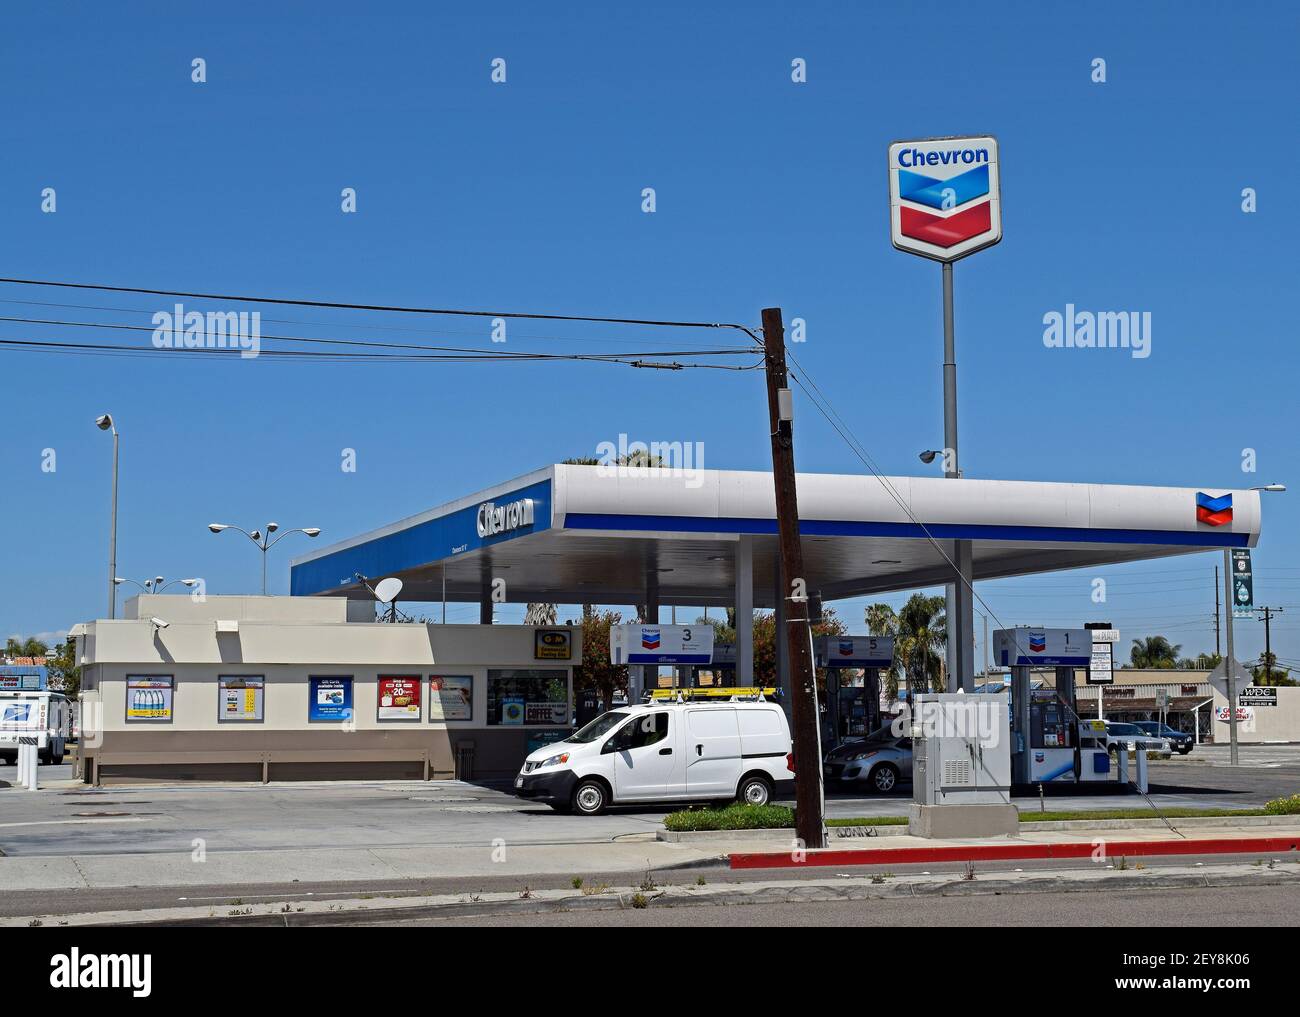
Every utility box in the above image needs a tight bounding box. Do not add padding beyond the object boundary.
[909,692,1017,838]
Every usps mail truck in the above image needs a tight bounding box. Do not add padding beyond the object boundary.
[0,689,73,765]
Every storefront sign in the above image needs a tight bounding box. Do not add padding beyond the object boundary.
[126,675,174,722]
[0,665,46,691]
[535,629,572,660]
[430,675,473,721]
[476,497,535,538]
[308,676,353,722]
[1216,704,1254,723]
[1239,687,1277,707]
[377,675,421,721]
[218,675,264,722]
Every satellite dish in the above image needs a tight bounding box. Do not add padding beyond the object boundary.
[373,577,403,604]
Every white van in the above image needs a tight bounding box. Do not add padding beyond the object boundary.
[514,700,794,815]
[0,690,73,765]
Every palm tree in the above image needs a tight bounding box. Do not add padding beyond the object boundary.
[895,594,946,702]
[5,637,48,660]
[1129,636,1181,669]
[523,603,557,626]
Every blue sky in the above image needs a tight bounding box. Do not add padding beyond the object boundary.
[2,1,1298,670]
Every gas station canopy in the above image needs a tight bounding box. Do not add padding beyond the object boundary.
[289,464,1261,607]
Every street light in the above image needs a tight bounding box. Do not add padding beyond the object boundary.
[208,522,322,595]
[96,414,119,619]
[918,449,940,464]
[1222,483,1287,764]
[114,577,198,595]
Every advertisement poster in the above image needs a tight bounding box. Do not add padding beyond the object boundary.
[527,730,568,754]
[1231,548,1254,620]
[126,675,174,722]
[308,676,353,722]
[525,701,568,725]
[501,695,526,725]
[534,629,572,660]
[378,675,422,721]
[218,676,264,722]
[429,675,472,721]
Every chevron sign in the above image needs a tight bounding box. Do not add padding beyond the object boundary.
[889,135,1002,262]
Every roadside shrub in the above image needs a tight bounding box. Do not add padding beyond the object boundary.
[662,803,794,832]
[1262,793,1300,816]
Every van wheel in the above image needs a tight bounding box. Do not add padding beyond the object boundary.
[869,763,899,794]
[737,775,772,807]
[571,779,608,816]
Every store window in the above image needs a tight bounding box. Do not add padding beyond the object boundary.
[487,669,568,726]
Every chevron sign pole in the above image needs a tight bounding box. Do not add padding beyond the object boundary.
[888,136,1002,694]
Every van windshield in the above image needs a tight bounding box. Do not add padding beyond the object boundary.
[566,711,630,744]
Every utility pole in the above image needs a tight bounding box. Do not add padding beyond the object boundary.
[762,306,825,851]
[1213,565,1220,657]
[1256,606,1283,682]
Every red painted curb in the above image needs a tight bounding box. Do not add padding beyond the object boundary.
[729,836,1300,870]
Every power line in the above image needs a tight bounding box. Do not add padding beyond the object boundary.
[0,314,759,361]
[0,276,764,340]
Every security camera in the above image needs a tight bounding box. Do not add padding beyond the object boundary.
[149,617,169,629]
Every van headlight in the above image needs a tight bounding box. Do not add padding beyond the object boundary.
[538,752,570,768]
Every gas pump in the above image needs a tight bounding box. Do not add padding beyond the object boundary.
[813,635,894,748]
[993,627,1113,786]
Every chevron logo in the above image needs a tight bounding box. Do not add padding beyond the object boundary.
[898,165,990,210]
[900,203,992,248]
[890,136,1001,261]
[1029,633,1047,653]
[1196,492,1233,527]
[641,627,661,650]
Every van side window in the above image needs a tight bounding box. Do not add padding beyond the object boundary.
[606,712,669,752]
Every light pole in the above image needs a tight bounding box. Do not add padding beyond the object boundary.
[1223,484,1287,764]
[208,522,321,595]
[96,415,119,619]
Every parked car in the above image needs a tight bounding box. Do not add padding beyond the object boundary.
[1133,721,1193,755]
[513,700,794,815]
[1101,721,1172,758]
[823,726,912,793]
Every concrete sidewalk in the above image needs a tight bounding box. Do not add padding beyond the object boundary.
[0,838,724,892]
